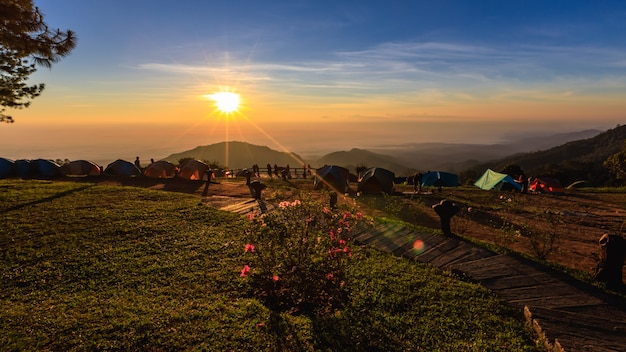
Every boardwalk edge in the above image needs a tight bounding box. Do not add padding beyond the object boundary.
[524,306,565,352]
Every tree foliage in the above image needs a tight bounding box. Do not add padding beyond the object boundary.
[0,0,76,123]
[603,140,626,184]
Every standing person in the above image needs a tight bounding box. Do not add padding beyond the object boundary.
[274,164,279,179]
[413,172,423,193]
[267,163,272,178]
[202,169,215,196]
[134,157,141,170]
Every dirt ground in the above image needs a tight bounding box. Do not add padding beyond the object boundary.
[416,188,626,284]
[69,175,626,283]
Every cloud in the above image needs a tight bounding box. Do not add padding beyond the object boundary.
[133,37,626,107]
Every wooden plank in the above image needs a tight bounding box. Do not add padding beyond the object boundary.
[429,243,492,269]
[367,228,414,248]
[508,292,606,309]
[415,238,464,262]
[353,230,378,245]
[479,273,563,290]
[528,306,626,333]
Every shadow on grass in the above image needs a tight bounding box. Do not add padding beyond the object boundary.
[2,184,94,213]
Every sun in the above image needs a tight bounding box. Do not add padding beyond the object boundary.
[210,91,241,113]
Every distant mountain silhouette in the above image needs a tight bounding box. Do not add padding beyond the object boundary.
[161,127,619,185]
[464,124,626,186]
[163,141,306,169]
[368,129,603,172]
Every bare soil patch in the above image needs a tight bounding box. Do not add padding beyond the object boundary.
[414,188,626,283]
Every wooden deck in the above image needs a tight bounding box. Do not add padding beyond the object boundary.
[217,198,626,351]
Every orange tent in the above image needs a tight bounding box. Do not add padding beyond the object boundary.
[144,160,178,178]
[529,177,564,194]
[177,159,209,180]
[63,160,101,176]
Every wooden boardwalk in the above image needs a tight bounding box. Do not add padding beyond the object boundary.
[217,198,626,351]
[352,222,626,352]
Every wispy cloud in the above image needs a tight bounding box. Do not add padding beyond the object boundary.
[133,37,626,106]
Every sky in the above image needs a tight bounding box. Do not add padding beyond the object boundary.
[2,0,626,164]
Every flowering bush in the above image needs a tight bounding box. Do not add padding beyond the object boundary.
[240,197,369,315]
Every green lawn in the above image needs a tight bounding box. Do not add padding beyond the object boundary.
[0,179,540,351]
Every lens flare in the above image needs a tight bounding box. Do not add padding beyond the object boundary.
[412,239,425,254]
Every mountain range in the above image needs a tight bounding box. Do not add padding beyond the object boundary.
[164,127,617,178]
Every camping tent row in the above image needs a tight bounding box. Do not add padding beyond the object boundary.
[0,158,214,180]
[313,165,396,194]
[314,167,462,194]
[420,171,460,187]
[474,169,564,194]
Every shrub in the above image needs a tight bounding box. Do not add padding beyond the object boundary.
[241,198,370,316]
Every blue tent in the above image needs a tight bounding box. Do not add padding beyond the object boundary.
[474,169,522,191]
[15,159,34,178]
[104,159,142,177]
[314,165,350,193]
[34,159,61,178]
[421,171,460,187]
[0,158,16,178]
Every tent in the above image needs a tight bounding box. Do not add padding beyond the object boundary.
[144,160,178,178]
[421,171,460,187]
[0,158,16,178]
[34,159,61,178]
[529,177,564,194]
[15,159,33,178]
[104,159,142,177]
[177,159,209,180]
[314,165,350,193]
[357,167,395,194]
[474,169,522,191]
[62,160,101,176]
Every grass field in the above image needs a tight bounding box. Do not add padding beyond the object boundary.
[0,179,541,351]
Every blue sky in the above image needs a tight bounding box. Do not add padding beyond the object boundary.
[2,0,626,162]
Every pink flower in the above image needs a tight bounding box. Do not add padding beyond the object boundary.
[326,273,334,280]
[323,207,331,214]
[329,229,336,240]
[329,248,343,258]
[244,243,255,253]
[272,275,280,282]
[343,246,352,256]
[343,212,351,220]
[291,200,301,206]
[279,201,290,208]
[339,239,346,246]
[246,213,255,220]
[240,265,251,277]
[356,212,363,220]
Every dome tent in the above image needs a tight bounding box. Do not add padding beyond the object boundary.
[529,177,564,194]
[104,159,142,177]
[62,160,101,176]
[177,159,210,180]
[0,158,16,178]
[314,165,350,193]
[144,160,178,178]
[357,167,395,194]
